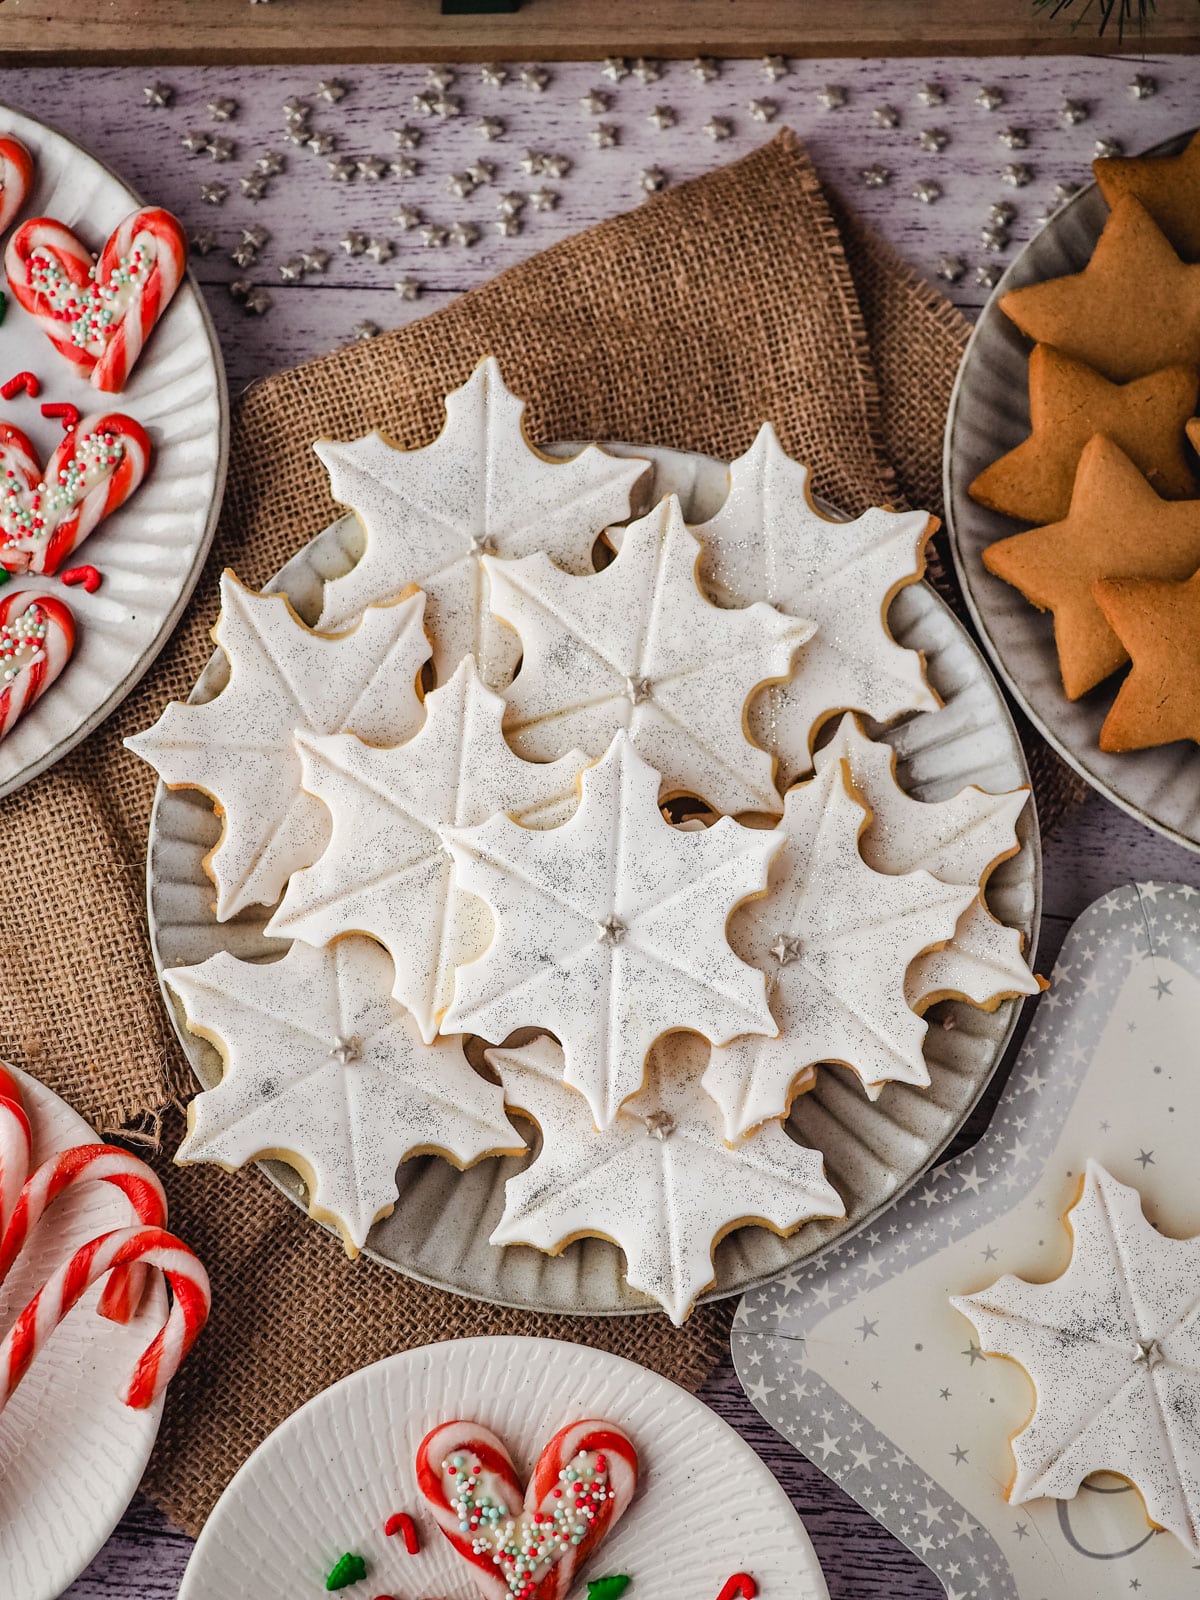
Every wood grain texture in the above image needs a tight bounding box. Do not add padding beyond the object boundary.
[21,51,1200,1600]
[3,0,1200,66]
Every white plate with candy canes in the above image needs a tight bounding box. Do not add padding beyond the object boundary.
[140,385,1041,1324]
[0,1066,170,1600]
[0,103,226,797]
[179,1334,828,1600]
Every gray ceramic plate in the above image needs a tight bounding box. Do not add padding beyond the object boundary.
[144,442,1041,1317]
[944,131,1200,852]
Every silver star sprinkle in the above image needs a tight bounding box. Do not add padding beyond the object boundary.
[494,216,522,237]
[394,205,423,231]
[1095,137,1124,159]
[989,201,1017,226]
[329,1034,363,1064]
[357,156,389,181]
[626,676,653,705]
[1130,73,1157,99]
[278,256,305,282]
[479,62,507,87]
[256,150,286,176]
[394,276,422,300]
[590,124,618,149]
[975,263,1002,289]
[143,82,174,108]
[596,914,628,946]
[818,84,848,110]
[339,231,368,255]
[230,242,259,268]
[316,78,348,103]
[520,64,550,93]
[476,116,505,142]
[918,82,946,106]
[420,223,448,247]
[285,126,311,147]
[579,89,610,115]
[643,1110,676,1141]
[691,57,720,82]
[602,57,630,82]
[937,255,966,283]
[496,192,525,218]
[999,126,1029,149]
[181,131,211,156]
[352,320,380,342]
[975,85,1005,111]
[761,54,789,80]
[411,91,437,118]
[1061,98,1088,125]
[426,66,456,91]
[282,96,310,122]
[861,163,891,188]
[1002,163,1033,187]
[327,157,357,183]
[448,170,478,198]
[541,153,571,178]
[1053,179,1081,205]
[306,131,336,156]
[432,93,463,118]
[748,98,778,123]
[190,227,219,256]
[918,127,949,152]
[200,181,228,205]
[390,125,422,149]
[981,223,1009,252]
[228,278,251,301]
[770,934,804,966]
[520,149,545,175]
[704,116,733,141]
[468,161,497,187]
[1132,1338,1164,1369]
[632,57,661,83]
[208,96,237,121]
[648,105,677,130]
[872,105,900,128]
[240,173,269,201]
[912,178,942,204]
[209,136,237,163]
[449,221,480,248]
[300,249,329,274]
[245,286,273,316]
[365,237,394,263]
[528,186,558,212]
[639,167,668,194]
[391,156,419,179]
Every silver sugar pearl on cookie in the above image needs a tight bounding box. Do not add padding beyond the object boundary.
[644,1111,676,1141]
[329,1034,363,1064]
[597,914,628,946]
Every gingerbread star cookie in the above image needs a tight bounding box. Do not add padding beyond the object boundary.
[952,1160,1200,1558]
[1094,129,1200,260]
[701,755,974,1141]
[167,937,523,1255]
[126,570,430,919]
[814,715,1039,1011]
[982,435,1200,699]
[1093,568,1200,751]
[488,1032,844,1326]
[268,656,584,1042]
[999,197,1200,383]
[687,422,937,789]
[969,345,1199,525]
[314,357,649,686]
[487,493,812,816]
[441,732,781,1131]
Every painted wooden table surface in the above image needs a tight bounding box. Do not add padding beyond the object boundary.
[10,49,1197,1600]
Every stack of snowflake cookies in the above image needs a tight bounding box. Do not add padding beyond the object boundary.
[128,358,1038,1326]
[976,130,1200,754]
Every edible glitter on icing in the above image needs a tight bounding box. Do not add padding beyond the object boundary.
[444,1446,612,1598]
[28,240,153,354]
[0,430,125,558]
[0,604,46,680]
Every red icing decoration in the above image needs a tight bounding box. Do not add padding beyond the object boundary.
[384,1511,420,1553]
[60,564,102,593]
[0,371,39,400]
[715,1578,758,1600]
[41,401,80,431]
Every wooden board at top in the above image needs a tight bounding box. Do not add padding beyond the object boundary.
[1,0,1199,65]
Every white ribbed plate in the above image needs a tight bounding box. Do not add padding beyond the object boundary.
[145,443,1040,1316]
[0,1067,168,1600]
[0,104,227,798]
[944,130,1200,853]
[180,1334,827,1600]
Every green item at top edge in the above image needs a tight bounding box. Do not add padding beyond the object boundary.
[588,1578,632,1600]
[325,1551,367,1590]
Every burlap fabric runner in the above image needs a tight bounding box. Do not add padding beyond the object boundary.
[0,129,1084,1533]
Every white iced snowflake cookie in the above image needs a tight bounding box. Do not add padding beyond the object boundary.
[488,1032,844,1325]
[702,756,975,1140]
[268,656,584,1042]
[690,422,938,790]
[488,494,813,815]
[814,715,1039,1011]
[314,356,649,686]
[952,1160,1200,1558]
[441,732,781,1130]
[126,570,430,919]
[166,937,523,1255]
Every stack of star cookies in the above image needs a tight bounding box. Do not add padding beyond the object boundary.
[129,360,1038,1325]
[975,130,1200,753]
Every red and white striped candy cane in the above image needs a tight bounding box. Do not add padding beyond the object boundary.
[4,217,96,375]
[0,1144,168,1324]
[0,1225,210,1412]
[90,207,188,392]
[0,423,41,500]
[418,1421,525,1600]
[0,591,76,741]
[33,411,151,575]
[0,137,35,235]
[0,1063,31,1247]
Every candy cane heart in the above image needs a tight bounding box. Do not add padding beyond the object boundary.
[0,1062,31,1247]
[0,411,151,576]
[0,590,76,742]
[417,1417,639,1600]
[0,1225,210,1413]
[0,137,35,235]
[6,206,188,392]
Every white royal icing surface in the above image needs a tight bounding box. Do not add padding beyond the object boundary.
[126,570,429,920]
[167,937,523,1254]
[441,732,781,1131]
[689,423,938,790]
[314,356,649,685]
[488,1032,844,1326]
[814,714,1038,1010]
[702,756,975,1140]
[489,494,812,816]
[267,657,585,1043]
[951,1160,1200,1557]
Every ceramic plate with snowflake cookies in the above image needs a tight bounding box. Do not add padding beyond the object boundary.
[141,364,1039,1319]
[0,105,225,796]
